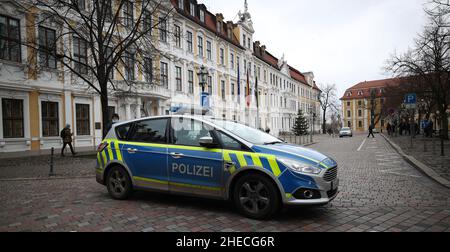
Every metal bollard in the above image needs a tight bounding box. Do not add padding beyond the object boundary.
[49,147,55,177]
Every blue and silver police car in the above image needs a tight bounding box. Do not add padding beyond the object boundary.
[96,116,339,219]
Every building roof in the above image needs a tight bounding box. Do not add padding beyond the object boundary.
[341,77,402,100]
[172,0,319,90]
[170,0,244,50]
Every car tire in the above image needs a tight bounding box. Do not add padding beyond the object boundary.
[233,173,281,220]
[106,166,133,200]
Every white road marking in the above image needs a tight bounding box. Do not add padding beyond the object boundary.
[357,138,367,152]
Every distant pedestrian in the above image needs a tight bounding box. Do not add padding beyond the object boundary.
[367,125,375,138]
[265,127,271,134]
[60,124,76,157]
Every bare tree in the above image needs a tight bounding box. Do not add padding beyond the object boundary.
[20,0,174,138]
[319,84,338,134]
[387,9,450,141]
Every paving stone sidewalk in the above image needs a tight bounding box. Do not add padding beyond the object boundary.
[0,155,97,180]
[387,135,450,182]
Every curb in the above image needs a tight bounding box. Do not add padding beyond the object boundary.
[0,176,95,182]
[381,134,450,189]
[0,151,97,160]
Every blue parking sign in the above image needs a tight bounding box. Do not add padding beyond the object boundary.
[405,93,417,104]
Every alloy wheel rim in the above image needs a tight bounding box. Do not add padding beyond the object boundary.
[239,180,270,214]
[109,170,126,195]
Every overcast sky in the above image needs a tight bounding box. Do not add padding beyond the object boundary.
[201,0,428,98]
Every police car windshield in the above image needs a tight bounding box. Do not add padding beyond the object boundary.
[208,119,283,145]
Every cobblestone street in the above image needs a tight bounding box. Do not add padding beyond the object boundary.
[1,134,449,232]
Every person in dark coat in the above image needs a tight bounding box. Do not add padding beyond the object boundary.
[367,125,375,138]
[61,124,76,156]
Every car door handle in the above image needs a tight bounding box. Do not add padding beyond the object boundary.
[170,152,184,159]
[127,148,138,154]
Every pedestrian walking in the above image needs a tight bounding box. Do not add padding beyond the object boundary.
[60,124,76,157]
[367,125,375,138]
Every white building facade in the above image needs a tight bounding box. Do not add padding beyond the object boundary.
[0,0,321,153]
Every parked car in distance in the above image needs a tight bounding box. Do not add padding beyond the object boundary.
[339,127,353,138]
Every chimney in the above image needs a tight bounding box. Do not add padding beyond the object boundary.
[254,41,260,55]
[261,45,266,57]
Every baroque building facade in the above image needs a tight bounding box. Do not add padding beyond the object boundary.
[0,0,321,153]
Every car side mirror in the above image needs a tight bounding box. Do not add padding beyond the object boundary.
[199,136,217,148]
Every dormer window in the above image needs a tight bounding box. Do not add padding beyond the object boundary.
[358,91,363,96]
[199,10,205,22]
[347,92,352,97]
[190,3,195,16]
[217,22,222,32]
[178,0,184,10]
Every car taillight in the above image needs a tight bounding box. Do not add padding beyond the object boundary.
[97,142,109,152]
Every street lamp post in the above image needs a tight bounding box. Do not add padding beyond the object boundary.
[197,65,209,110]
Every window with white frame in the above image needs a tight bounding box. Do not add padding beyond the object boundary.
[2,98,24,138]
[144,57,153,83]
[190,3,195,16]
[220,48,224,65]
[187,31,193,52]
[159,17,167,42]
[76,103,90,136]
[230,53,234,70]
[175,25,181,47]
[0,15,21,62]
[38,26,57,69]
[160,62,168,88]
[200,9,205,23]
[175,66,182,92]
[206,40,212,60]
[123,51,135,81]
[123,0,134,28]
[41,101,59,137]
[197,36,203,58]
[73,36,88,74]
[188,70,194,94]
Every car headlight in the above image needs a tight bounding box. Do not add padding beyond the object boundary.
[278,158,322,175]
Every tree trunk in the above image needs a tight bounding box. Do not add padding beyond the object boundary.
[100,82,109,139]
[101,94,110,139]
[322,108,327,134]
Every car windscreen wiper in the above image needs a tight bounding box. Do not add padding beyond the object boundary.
[264,141,283,145]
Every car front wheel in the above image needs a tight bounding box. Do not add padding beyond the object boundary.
[106,166,133,200]
[233,173,280,220]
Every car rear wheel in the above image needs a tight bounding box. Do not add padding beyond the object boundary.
[233,173,280,220]
[106,166,132,200]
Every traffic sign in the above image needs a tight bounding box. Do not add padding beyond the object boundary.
[405,93,417,105]
[404,93,417,109]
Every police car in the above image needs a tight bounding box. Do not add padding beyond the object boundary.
[96,116,339,219]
